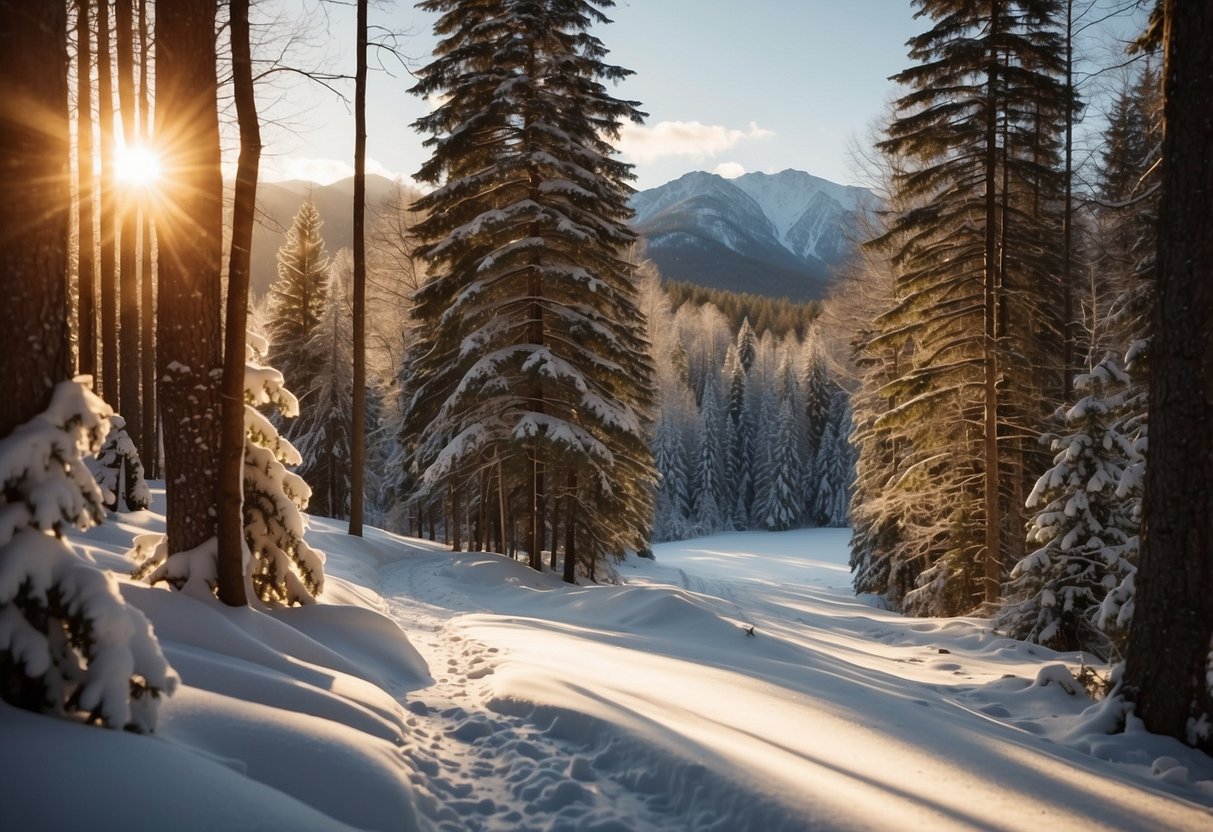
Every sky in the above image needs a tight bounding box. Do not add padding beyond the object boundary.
[256,0,926,190]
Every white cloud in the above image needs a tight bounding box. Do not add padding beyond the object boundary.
[260,156,401,185]
[617,121,774,164]
[713,161,746,179]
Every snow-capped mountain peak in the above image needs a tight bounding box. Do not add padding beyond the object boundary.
[629,169,872,301]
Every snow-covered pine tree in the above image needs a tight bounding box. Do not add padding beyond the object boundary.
[812,394,853,528]
[650,408,695,542]
[755,398,802,531]
[135,334,324,605]
[265,197,330,425]
[407,0,656,575]
[692,373,729,535]
[292,258,355,520]
[997,358,1138,654]
[87,414,151,512]
[0,383,177,730]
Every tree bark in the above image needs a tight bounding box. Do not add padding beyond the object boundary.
[76,0,97,380]
[1122,0,1213,750]
[982,0,1003,606]
[215,0,260,607]
[97,0,119,405]
[0,0,71,435]
[348,0,368,536]
[562,472,577,584]
[138,0,156,478]
[115,0,141,451]
[155,0,225,556]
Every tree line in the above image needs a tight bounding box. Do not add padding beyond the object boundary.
[841,0,1212,750]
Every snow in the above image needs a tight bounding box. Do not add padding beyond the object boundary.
[4,496,1212,830]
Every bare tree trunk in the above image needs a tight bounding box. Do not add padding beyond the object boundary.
[1061,0,1076,400]
[76,0,97,380]
[348,0,368,536]
[981,0,1003,606]
[156,0,225,556]
[1122,0,1213,751]
[97,0,118,405]
[215,0,260,607]
[138,0,156,477]
[0,0,71,435]
[115,0,141,451]
[562,473,577,584]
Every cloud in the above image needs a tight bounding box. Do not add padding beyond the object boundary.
[260,156,401,185]
[617,121,774,164]
[713,161,746,179]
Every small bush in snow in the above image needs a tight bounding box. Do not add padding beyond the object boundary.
[0,380,176,731]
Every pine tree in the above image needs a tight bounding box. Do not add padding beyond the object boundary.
[292,265,355,520]
[755,398,802,531]
[265,198,330,422]
[997,359,1138,655]
[864,0,1070,613]
[651,409,694,542]
[407,0,656,573]
[692,373,728,534]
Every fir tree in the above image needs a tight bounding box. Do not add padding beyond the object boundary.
[292,264,355,520]
[407,0,656,572]
[265,198,330,422]
[997,359,1138,655]
[755,398,802,531]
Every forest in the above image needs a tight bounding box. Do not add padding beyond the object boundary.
[0,0,1211,801]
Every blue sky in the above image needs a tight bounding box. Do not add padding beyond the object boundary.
[257,0,923,189]
[255,1,1145,191]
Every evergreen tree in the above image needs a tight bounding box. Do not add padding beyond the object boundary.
[692,373,728,534]
[265,198,330,421]
[863,0,1070,613]
[755,398,802,531]
[407,0,656,573]
[293,265,355,520]
[997,359,1138,655]
[651,409,694,542]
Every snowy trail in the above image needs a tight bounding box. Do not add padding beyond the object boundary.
[363,542,714,831]
[24,498,1212,831]
[353,526,1213,831]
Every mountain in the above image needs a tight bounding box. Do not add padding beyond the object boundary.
[248,174,405,297]
[629,169,873,301]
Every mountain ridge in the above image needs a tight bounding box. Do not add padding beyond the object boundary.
[630,168,872,301]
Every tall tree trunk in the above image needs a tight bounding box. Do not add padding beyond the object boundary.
[562,472,577,584]
[97,0,118,405]
[76,0,97,380]
[115,0,141,452]
[348,0,368,536]
[1061,0,1076,400]
[215,0,260,607]
[138,0,156,478]
[1122,0,1213,751]
[981,1,1003,606]
[156,0,225,556]
[0,0,71,434]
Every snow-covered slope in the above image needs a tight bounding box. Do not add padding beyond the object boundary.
[630,169,873,301]
[5,495,1212,831]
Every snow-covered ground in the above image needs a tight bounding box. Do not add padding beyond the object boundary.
[4,489,1212,830]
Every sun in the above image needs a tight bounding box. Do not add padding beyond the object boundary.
[114,144,162,189]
